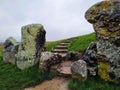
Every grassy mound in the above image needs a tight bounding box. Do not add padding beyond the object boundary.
[68,33,96,52]
[45,33,96,52]
[0,49,56,90]
[45,40,62,51]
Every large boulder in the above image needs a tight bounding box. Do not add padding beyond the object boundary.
[71,60,87,81]
[3,37,19,64]
[85,1,120,83]
[16,24,46,70]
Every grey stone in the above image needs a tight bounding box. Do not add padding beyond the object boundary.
[39,52,62,71]
[85,1,120,83]
[65,51,82,61]
[82,42,98,76]
[16,24,46,70]
[71,60,87,81]
[3,37,19,64]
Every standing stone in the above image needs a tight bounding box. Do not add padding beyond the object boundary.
[85,1,120,83]
[71,60,87,81]
[3,37,19,64]
[16,24,46,70]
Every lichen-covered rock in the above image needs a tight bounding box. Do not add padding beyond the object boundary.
[85,0,120,83]
[16,24,46,70]
[65,51,82,61]
[3,37,19,64]
[82,42,98,76]
[39,52,62,71]
[71,60,87,81]
[82,42,97,66]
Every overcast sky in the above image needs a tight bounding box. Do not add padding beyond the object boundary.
[0,0,103,42]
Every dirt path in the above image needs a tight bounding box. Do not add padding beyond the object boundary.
[25,77,71,90]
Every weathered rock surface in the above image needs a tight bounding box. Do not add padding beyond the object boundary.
[3,37,19,64]
[82,42,97,76]
[71,60,87,81]
[16,24,46,70]
[66,51,82,61]
[85,0,120,83]
[39,52,62,71]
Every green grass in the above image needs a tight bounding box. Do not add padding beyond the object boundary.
[68,33,96,52]
[45,40,65,51]
[45,33,96,52]
[69,76,120,90]
[0,49,56,90]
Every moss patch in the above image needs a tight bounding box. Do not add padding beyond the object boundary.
[98,62,113,82]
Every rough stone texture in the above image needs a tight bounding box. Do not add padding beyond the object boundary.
[65,51,82,61]
[82,42,97,76]
[85,1,120,83]
[3,37,19,64]
[71,60,87,81]
[39,52,62,71]
[16,24,46,70]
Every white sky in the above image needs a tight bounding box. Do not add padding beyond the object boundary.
[0,0,103,42]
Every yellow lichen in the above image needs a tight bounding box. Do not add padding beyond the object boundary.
[97,29,111,37]
[111,31,120,38]
[98,62,113,82]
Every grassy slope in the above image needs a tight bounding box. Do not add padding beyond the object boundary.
[45,33,96,52]
[68,33,96,52]
[45,40,66,51]
[0,49,56,90]
[45,41,61,51]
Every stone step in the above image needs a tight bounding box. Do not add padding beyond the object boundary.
[59,43,70,46]
[58,53,67,57]
[52,49,68,53]
[63,40,72,43]
[54,45,68,49]
[51,61,72,77]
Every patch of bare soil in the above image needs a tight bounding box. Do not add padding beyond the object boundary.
[0,44,3,49]
[25,77,71,90]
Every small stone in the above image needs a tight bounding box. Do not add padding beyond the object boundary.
[71,60,87,81]
[3,37,19,64]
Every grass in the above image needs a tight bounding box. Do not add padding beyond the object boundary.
[45,40,65,51]
[45,33,96,52]
[68,33,96,52]
[0,49,56,90]
[69,76,120,90]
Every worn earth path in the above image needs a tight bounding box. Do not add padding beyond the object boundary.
[25,38,77,90]
[25,77,71,90]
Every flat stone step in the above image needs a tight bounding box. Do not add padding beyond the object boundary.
[54,46,68,49]
[64,41,72,43]
[58,53,67,57]
[57,61,72,76]
[52,49,68,53]
[51,61,72,77]
[59,43,70,46]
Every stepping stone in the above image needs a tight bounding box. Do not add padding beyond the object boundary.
[52,49,68,53]
[55,46,68,49]
[57,61,72,76]
[59,43,70,46]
